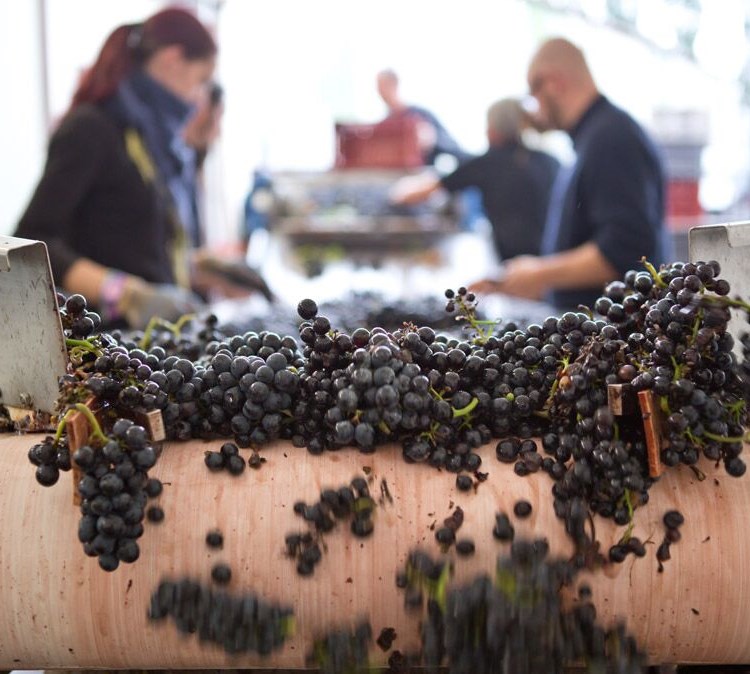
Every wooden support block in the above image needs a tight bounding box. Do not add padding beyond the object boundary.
[637,390,664,479]
[607,383,636,416]
[66,399,165,505]
[133,408,165,442]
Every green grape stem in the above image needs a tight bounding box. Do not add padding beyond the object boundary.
[452,397,479,419]
[684,428,704,447]
[419,420,440,445]
[544,355,571,410]
[624,489,634,521]
[689,309,703,346]
[139,313,196,351]
[73,403,109,446]
[670,356,683,381]
[453,294,499,345]
[52,408,75,444]
[641,257,667,288]
[65,337,102,354]
[702,430,749,444]
[616,490,636,544]
[429,386,445,401]
[53,403,108,447]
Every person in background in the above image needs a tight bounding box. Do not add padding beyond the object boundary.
[376,68,473,166]
[183,80,224,179]
[390,98,559,261]
[16,7,269,329]
[470,38,667,310]
[182,81,275,302]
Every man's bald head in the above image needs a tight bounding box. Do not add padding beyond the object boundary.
[527,38,599,131]
[530,38,594,86]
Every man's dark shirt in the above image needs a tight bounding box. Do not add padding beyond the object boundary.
[541,96,667,310]
[441,142,560,260]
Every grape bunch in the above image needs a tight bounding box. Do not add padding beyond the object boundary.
[204,441,246,475]
[286,475,376,577]
[306,620,372,674]
[522,260,749,562]
[73,419,161,572]
[398,542,645,674]
[27,435,72,486]
[148,577,294,656]
[58,293,101,339]
[27,258,750,580]
[292,298,494,471]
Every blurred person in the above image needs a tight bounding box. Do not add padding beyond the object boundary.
[183,80,223,178]
[391,98,559,260]
[15,7,270,329]
[470,38,668,310]
[182,81,275,301]
[376,68,473,166]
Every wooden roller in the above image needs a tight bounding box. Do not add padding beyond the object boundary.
[0,433,748,669]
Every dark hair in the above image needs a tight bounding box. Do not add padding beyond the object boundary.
[71,6,216,109]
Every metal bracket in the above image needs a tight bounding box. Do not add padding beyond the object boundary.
[0,235,67,414]
[689,221,750,356]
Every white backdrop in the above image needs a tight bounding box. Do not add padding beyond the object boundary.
[2,0,749,240]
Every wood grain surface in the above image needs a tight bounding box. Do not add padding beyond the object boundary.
[0,433,747,669]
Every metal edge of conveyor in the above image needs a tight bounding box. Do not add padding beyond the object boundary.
[0,235,67,413]
[688,221,750,357]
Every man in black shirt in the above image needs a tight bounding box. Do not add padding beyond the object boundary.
[391,98,559,260]
[470,38,668,310]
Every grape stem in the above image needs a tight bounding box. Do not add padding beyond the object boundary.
[617,490,636,544]
[689,310,703,346]
[429,386,445,401]
[65,337,104,365]
[544,355,570,410]
[452,294,498,345]
[72,403,109,445]
[452,397,479,419]
[65,337,102,354]
[53,402,108,446]
[52,408,75,444]
[670,356,683,381]
[641,257,667,288]
[139,313,196,351]
[702,430,749,444]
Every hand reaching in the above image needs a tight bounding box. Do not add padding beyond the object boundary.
[195,257,275,302]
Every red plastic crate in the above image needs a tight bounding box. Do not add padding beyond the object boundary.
[666,179,702,218]
[334,116,423,169]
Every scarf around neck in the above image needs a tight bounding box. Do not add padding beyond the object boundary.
[110,71,202,247]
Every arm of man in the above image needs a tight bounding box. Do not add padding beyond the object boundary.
[472,242,617,300]
[388,174,441,205]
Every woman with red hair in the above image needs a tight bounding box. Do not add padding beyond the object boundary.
[16,7,221,328]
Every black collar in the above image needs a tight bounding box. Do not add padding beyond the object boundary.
[569,94,607,145]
